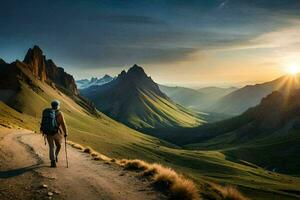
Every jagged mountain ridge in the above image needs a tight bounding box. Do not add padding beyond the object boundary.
[81,64,203,129]
[76,74,114,89]
[0,46,98,115]
[22,45,78,94]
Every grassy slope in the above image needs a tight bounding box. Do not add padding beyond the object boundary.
[1,71,300,199]
[134,89,204,128]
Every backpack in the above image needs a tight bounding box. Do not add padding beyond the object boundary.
[40,108,59,135]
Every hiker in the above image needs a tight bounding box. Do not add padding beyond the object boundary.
[40,100,68,168]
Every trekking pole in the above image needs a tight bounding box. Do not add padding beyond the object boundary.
[64,136,69,168]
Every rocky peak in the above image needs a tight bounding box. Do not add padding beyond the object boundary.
[91,77,98,82]
[115,64,167,98]
[0,58,6,65]
[22,46,78,95]
[23,45,47,81]
[102,74,112,79]
[127,64,147,77]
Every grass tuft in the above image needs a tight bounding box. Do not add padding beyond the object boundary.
[72,144,84,151]
[119,159,150,171]
[118,160,200,200]
[213,184,249,200]
[83,146,93,153]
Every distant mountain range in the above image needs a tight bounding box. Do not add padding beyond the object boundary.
[80,64,204,129]
[76,75,115,89]
[211,75,300,115]
[159,85,237,112]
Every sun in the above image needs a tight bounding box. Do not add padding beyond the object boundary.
[287,64,300,75]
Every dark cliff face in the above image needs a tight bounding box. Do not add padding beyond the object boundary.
[23,45,47,81]
[45,59,78,95]
[22,45,78,95]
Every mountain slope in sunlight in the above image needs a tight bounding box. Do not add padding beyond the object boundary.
[81,64,204,129]
[185,89,300,174]
[211,75,300,115]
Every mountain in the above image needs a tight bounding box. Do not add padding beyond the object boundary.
[174,89,300,174]
[22,45,78,94]
[197,86,237,98]
[158,85,237,115]
[158,85,206,109]
[81,64,203,129]
[76,74,114,89]
[211,75,300,115]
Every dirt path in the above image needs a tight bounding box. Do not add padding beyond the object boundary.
[0,128,166,200]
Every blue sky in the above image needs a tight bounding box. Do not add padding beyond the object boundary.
[1,0,300,87]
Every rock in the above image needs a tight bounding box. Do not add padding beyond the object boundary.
[54,190,61,194]
[47,192,53,196]
[45,59,78,95]
[23,45,78,95]
[41,184,48,189]
[23,45,47,81]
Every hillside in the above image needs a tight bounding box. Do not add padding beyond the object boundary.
[183,89,300,174]
[197,86,238,100]
[211,75,300,115]
[81,65,204,129]
[158,85,206,109]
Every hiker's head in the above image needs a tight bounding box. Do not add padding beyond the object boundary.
[51,100,60,110]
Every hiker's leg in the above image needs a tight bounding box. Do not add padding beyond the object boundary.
[54,138,61,157]
[54,134,62,158]
[46,135,55,161]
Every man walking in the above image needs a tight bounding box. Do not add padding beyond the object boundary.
[40,100,68,168]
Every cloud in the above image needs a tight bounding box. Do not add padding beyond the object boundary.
[102,14,167,25]
[53,45,197,69]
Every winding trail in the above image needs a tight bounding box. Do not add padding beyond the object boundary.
[0,127,166,200]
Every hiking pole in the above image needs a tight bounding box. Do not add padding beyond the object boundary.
[64,136,69,168]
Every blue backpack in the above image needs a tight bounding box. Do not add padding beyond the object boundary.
[41,108,59,135]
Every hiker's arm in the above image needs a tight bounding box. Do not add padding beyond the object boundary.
[58,113,68,137]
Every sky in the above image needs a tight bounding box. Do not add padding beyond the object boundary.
[1,0,300,88]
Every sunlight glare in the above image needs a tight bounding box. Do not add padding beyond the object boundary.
[287,64,300,75]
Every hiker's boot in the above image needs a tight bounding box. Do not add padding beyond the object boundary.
[51,160,57,168]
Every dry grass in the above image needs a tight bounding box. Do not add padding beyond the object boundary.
[118,159,150,171]
[119,159,200,200]
[67,141,84,151]
[67,141,249,200]
[212,184,249,200]
[94,154,111,161]
[83,146,93,153]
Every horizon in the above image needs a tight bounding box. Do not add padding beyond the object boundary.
[1,0,300,88]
